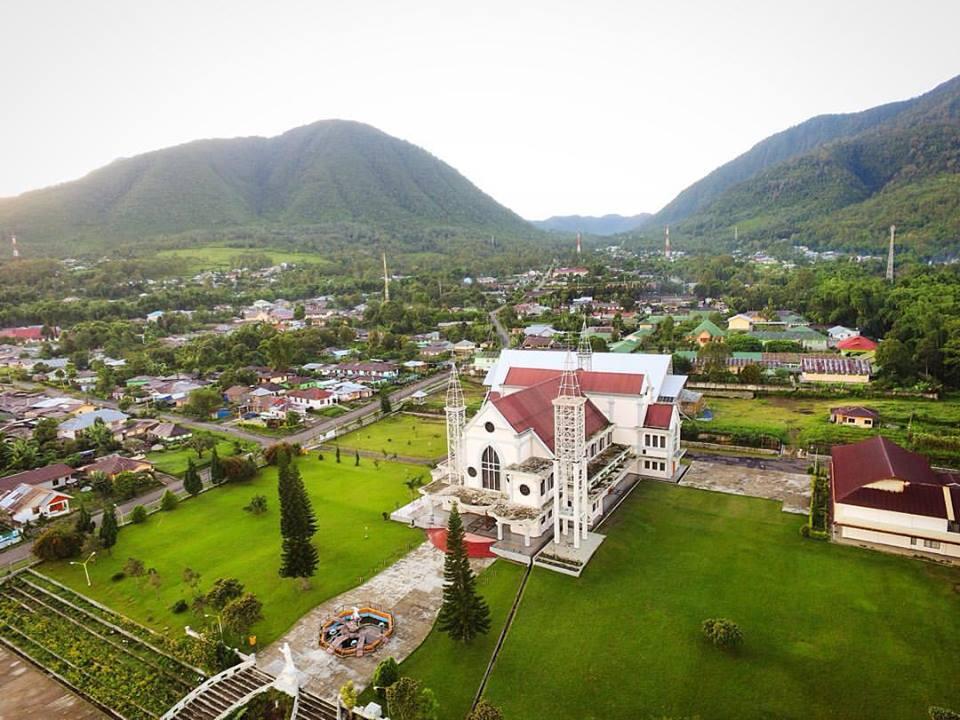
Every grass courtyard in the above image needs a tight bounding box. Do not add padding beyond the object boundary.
[418,378,489,415]
[43,457,423,646]
[409,484,960,719]
[146,435,249,476]
[334,413,447,460]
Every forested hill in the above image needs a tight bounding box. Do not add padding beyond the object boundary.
[650,73,960,257]
[532,213,651,235]
[0,120,533,256]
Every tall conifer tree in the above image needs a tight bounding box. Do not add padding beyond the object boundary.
[437,504,491,642]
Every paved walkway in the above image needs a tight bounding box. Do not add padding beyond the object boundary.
[680,459,811,514]
[258,542,490,701]
[0,646,106,720]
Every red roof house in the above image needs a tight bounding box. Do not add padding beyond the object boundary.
[837,336,878,354]
[831,436,960,558]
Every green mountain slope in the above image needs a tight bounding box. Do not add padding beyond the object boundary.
[0,120,532,255]
[532,213,652,235]
[656,74,960,256]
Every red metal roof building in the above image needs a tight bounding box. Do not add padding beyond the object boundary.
[837,336,879,353]
[831,436,960,559]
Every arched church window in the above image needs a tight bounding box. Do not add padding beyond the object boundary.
[481,446,501,491]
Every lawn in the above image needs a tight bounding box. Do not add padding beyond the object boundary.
[418,378,488,416]
[147,436,248,476]
[375,561,524,719]
[43,458,423,647]
[334,414,447,460]
[156,246,329,272]
[475,483,960,719]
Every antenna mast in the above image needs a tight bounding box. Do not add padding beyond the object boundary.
[886,225,896,282]
[664,226,671,260]
[382,251,390,302]
[11,234,18,259]
[576,232,582,256]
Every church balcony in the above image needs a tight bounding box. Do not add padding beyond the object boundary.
[587,444,634,502]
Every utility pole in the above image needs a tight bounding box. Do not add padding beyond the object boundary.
[382,251,390,302]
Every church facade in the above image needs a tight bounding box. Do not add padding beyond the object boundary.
[415,348,687,552]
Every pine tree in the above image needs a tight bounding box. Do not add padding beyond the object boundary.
[277,453,318,582]
[99,505,119,551]
[335,446,341,463]
[183,458,202,495]
[209,446,224,484]
[355,449,360,466]
[437,504,491,642]
[280,534,319,578]
[75,504,94,534]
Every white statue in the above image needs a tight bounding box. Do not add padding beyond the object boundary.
[352,606,361,622]
[272,642,300,696]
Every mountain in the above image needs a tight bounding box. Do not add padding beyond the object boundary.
[0,120,533,255]
[532,213,651,236]
[651,74,960,256]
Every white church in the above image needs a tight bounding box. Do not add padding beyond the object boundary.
[400,341,687,562]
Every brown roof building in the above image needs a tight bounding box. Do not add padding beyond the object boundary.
[831,436,960,559]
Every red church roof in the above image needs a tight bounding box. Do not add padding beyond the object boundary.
[492,376,610,452]
[837,336,878,351]
[503,368,645,395]
[644,403,674,429]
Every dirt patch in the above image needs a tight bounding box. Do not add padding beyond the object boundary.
[680,460,811,514]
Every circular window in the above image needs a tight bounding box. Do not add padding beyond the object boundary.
[467,466,477,477]
[518,484,530,496]
[484,421,495,433]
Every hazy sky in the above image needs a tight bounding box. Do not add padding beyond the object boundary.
[3,0,959,219]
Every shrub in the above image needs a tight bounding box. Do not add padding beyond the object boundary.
[32,526,84,561]
[702,618,743,650]
[244,495,268,515]
[930,708,960,720]
[468,700,504,720]
[372,656,400,702]
[171,599,189,614]
[206,577,244,610]
[339,680,359,710]
[160,490,178,511]
[110,571,126,582]
[130,505,148,524]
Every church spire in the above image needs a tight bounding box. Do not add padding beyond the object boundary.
[577,319,592,372]
[444,362,466,485]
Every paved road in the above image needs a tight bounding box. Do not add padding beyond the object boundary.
[488,262,554,348]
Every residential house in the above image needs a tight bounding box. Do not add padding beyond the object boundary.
[0,325,54,343]
[726,313,755,332]
[80,454,154,479]
[337,362,400,382]
[0,463,75,496]
[329,381,373,402]
[523,324,559,338]
[521,335,558,350]
[57,409,130,440]
[287,388,336,414]
[421,342,455,358]
[837,336,878,358]
[249,387,282,413]
[687,319,726,347]
[800,357,871,384]
[827,326,860,346]
[453,340,478,357]
[0,484,72,524]
[513,302,549,317]
[749,327,829,351]
[552,267,589,278]
[830,406,879,428]
[831,436,960,559]
[150,422,193,443]
[224,385,252,406]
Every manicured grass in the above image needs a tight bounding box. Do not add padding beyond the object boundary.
[156,246,329,271]
[378,561,524,719]
[476,483,960,719]
[335,414,447,459]
[147,437,245,477]
[43,458,423,646]
[419,379,488,415]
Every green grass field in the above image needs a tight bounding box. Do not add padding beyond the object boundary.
[471,483,960,719]
[147,436,249,477]
[702,394,960,457]
[156,246,329,272]
[384,561,524,719]
[334,414,447,459]
[43,458,423,646]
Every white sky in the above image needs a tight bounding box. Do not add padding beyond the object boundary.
[2,0,959,219]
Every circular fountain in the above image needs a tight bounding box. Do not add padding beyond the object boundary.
[318,606,395,658]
